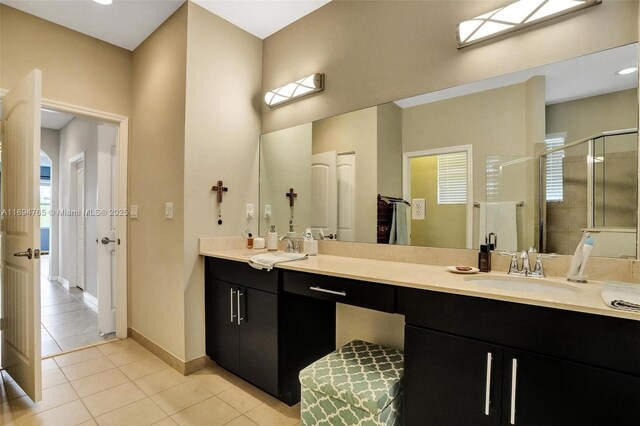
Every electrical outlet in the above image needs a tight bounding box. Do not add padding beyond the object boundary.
[412,198,426,220]
[165,202,174,220]
[264,204,272,219]
[130,205,138,219]
[246,204,255,219]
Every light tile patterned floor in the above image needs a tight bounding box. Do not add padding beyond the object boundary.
[40,256,116,355]
[1,338,301,426]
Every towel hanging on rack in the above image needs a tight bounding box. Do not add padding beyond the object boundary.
[378,194,411,206]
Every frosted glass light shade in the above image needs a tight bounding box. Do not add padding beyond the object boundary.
[264,73,325,107]
[457,0,600,48]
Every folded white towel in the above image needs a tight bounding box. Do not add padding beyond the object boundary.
[601,281,640,312]
[248,252,308,271]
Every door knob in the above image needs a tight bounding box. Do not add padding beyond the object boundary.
[101,237,116,245]
[14,248,33,259]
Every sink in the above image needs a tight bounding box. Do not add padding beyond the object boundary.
[464,275,582,297]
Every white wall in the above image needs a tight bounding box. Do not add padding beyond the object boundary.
[59,117,99,299]
[41,128,60,278]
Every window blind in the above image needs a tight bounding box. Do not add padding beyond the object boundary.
[438,152,468,204]
[545,137,565,202]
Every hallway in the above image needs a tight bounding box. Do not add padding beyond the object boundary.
[40,256,115,356]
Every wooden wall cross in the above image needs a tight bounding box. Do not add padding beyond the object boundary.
[286,187,298,207]
[212,180,228,203]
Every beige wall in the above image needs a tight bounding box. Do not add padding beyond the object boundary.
[58,118,100,299]
[410,156,466,248]
[183,2,263,361]
[313,107,378,243]
[0,4,131,116]
[41,129,60,279]
[129,4,188,360]
[259,124,312,237]
[376,103,403,198]
[546,89,638,143]
[262,0,638,133]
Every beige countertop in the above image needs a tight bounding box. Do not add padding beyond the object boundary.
[200,248,640,322]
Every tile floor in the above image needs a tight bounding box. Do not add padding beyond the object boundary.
[40,256,116,355]
[1,338,301,425]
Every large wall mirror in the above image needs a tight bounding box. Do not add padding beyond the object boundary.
[259,43,639,259]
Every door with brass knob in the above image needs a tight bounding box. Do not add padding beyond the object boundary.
[1,69,43,402]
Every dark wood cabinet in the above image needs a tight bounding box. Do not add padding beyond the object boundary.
[399,287,640,425]
[204,257,335,405]
[405,326,503,426]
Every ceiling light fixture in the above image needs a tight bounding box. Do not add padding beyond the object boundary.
[94,0,113,5]
[617,67,638,75]
[264,73,324,107]
[457,0,601,48]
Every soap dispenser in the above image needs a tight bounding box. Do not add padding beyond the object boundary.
[478,244,491,272]
[267,225,278,251]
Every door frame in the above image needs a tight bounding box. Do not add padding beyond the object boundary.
[1,89,130,339]
[69,152,86,290]
[403,145,474,249]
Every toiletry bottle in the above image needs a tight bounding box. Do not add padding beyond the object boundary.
[247,233,254,249]
[267,225,278,251]
[478,244,491,272]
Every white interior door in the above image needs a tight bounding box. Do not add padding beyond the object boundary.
[311,151,337,238]
[1,69,43,402]
[337,154,356,242]
[97,125,117,335]
[75,161,85,290]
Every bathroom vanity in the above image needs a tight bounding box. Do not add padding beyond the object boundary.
[203,251,640,425]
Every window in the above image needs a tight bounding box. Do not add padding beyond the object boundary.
[545,136,565,202]
[438,152,468,204]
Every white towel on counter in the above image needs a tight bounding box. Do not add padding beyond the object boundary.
[601,281,640,312]
[248,252,308,271]
[478,202,517,251]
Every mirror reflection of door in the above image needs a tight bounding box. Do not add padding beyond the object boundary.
[337,154,356,241]
[311,151,337,238]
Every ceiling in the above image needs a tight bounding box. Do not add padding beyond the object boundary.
[396,44,638,109]
[192,0,330,39]
[0,0,330,50]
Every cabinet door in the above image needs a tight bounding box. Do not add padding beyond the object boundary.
[238,287,279,396]
[205,279,240,374]
[405,326,503,426]
[504,350,640,426]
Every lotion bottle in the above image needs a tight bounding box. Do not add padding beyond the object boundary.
[267,225,278,251]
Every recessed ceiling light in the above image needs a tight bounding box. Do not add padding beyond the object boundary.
[94,0,113,5]
[617,67,638,75]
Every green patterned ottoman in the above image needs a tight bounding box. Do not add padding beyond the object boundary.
[299,340,404,426]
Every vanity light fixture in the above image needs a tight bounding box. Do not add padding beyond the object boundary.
[457,0,601,48]
[617,67,638,75]
[94,0,113,5]
[264,73,324,107]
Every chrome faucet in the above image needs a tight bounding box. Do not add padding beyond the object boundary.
[498,249,557,277]
[279,235,301,253]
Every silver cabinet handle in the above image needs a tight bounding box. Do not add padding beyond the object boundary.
[230,288,236,323]
[309,286,346,297]
[485,352,492,416]
[237,290,244,325]
[510,358,518,425]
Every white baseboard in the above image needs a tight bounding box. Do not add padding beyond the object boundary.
[47,275,59,282]
[60,278,71,289]
[83,292,98,307]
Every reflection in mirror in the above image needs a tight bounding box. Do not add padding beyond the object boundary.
[259,43,638,258]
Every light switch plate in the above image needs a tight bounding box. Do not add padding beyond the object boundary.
[130,205,138,219]
[264,204,272,218]
[412,198,426,220]
[165,202,174,220]
[246,204,255,219]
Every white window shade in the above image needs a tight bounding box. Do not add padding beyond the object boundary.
[438,152,468,205]
[545,137,565,202]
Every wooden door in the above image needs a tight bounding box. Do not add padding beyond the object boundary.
[1,69,43,402]
[311,151,337,238]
